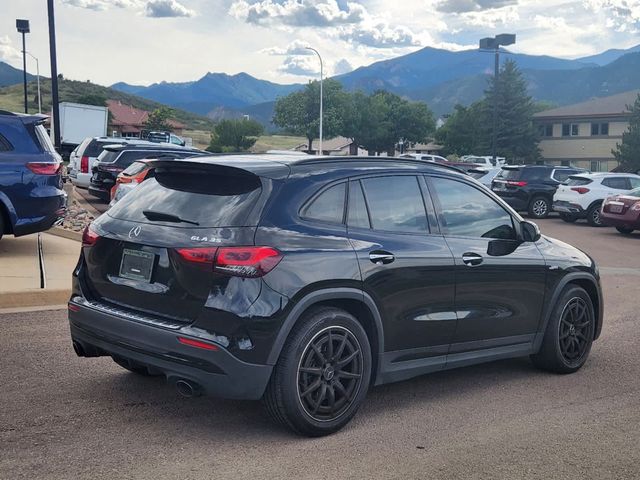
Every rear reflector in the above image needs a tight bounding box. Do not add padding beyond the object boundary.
[571,187,590,194]
[177,336,219,351]
[80,155,89,173]
[506,180,528,187]
[82,225,100,246]
[215,246,282,278]
[27,162,61,175]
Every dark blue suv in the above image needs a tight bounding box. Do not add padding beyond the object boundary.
[0,111,66,240]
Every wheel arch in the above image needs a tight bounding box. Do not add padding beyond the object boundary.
[266,288,385,385]
[587,198,604,211]
[0,193,16,235]
[533,272,603,352]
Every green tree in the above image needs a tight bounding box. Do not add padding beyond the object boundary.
[207,118,264,152]
[484,60,540,162]
[75,93,107,107]
[273,79,347,152]
[436,102,489,156]
[144,107,175,132]
[613,94,640,173]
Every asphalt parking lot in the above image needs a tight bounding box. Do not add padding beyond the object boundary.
[1,218,639,480]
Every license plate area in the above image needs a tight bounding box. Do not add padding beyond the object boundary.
[610,203,623,213]
[119,249,155,283]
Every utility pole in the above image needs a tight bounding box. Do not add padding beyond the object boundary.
[25,52,41,114]
[16,19,30,114]
[47,0,61,150]
[306,47,323,155]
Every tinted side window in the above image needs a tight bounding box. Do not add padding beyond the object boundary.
[602,177,630,190]
[301,183,346,224]
[431,177,516,240]
[348,180,370,229]
[361,176,428,233]
[0,133,13,152]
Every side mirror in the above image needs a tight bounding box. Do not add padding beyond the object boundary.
[521,220,541,242]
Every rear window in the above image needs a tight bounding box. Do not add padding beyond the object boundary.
[85,140,125,157]
[497,168,522,181]
[34,124,56,154]
[566,176,592,186]
[108,166,263,227]
[97,149,121,164]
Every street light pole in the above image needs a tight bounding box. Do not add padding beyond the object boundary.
[16,19,30,114]
[25,52,41,114]
[306,47,323,155]
[47,0,62,150]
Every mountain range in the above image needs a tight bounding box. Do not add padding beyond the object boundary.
[0,62,34,88]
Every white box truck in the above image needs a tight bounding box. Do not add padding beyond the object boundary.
[55,102,108,159]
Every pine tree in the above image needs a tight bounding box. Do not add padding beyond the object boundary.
[613,94,640,173]
[484,60,540,162]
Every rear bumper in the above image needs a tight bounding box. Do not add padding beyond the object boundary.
[71,172,91,189]
[88,185,111,201]
[552,200,585,215]
[68,297,273,400]
[13,192,67,237]
[600,209,640,228]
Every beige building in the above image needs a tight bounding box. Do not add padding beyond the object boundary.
[533,90,639,171]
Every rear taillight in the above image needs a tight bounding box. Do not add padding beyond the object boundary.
[82,225,100,246]
[571,187,590,194]
[216,247,282,278]
[27,162,61,175]
[175,246,283,277]
[80,155,89,173]
[506,180,527,187]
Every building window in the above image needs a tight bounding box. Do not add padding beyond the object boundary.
[538,124,553,137]
[590,160,601,172]
[562,123,579,137]
[591,123,609,136]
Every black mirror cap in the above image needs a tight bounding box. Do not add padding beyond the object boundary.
[521,220,541,242]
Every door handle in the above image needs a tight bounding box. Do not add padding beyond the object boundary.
[369,250,395,265]
[462,252,483,266]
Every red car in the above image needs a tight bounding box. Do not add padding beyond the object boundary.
[600,187,640,234]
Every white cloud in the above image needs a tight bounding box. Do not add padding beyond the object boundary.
[339,22,422,48]
[261,39,313,56]
[278,55,320,75]
[62,0,195,18]
[0,36,21,62]
[334,58,353,74]
[145,0,195,17]
[229,0,366,27]
[584,0,640,33]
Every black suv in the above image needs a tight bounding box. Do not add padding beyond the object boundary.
[88,142,204,201]
[69,155,603,436]
[492,165,587,218]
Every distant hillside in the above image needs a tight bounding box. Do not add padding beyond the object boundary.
[0,76,214,130]
[0,61,34,88]
[112,72,301,115]
[577,44,640,66]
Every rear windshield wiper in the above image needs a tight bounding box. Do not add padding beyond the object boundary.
[142,210,200,226]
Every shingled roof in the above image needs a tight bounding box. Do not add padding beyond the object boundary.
[106,100,185,130]
[534,90,640,120]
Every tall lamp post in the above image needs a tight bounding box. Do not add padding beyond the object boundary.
[16,19,30,114]
[306,46,323,155]
[25,52,41,114]
[47,0,61,150]
[479,33,516,164]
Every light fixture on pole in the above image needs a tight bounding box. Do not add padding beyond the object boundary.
[305,46,323,155]
[16,19,30,114]
[25,52,41,114]
[479,33,516,165]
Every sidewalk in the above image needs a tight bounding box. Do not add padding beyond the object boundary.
[0,233,79,310]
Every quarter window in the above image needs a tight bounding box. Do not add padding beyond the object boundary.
[360,176,428,233]
[431,177,516,240]
[0,133,13,152]
[348,180,370,229]
[301,183,346,224]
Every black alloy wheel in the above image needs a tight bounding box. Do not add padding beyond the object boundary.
[558,297,593,367]
[297,326,363,422]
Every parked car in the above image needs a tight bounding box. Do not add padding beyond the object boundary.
[399,153,474,172]
[68,136,129,189]
[109,159,155,206]
[0,111,66,240]
[553,173,640,226]
[600,187,640,234]
[88,143,204,201]
[460,155,506,167]
[492,165,587,219]
[69,155,603,436]
[468,166,502,187]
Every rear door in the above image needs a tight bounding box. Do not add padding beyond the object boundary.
[347,175,456,372]
[428,175,546,351]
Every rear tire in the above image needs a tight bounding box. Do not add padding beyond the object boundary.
[531,285,595,374]
[263,306,372,437]
[616,226,634,234]
[559,213,577,223]
[112,356,158,376]
[528,196,550,219]
[586,203,604,227]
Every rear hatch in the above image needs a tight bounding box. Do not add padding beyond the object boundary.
[554,176,593,202]
[82,161,276,323]
[603,187,640,215]
[492,166,524,194]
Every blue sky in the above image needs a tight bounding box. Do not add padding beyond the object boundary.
[1,0,639,86]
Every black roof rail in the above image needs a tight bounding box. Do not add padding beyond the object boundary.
[294,155,467,174]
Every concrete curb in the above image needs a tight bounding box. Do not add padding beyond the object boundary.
[0,289,70,310]
[48,226,82,242]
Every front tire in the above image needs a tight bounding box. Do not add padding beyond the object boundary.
[531,285,595,374]
[616,226,634,234]
[587,203,604,227]
[263,306,372,437]
[528,196,550,218]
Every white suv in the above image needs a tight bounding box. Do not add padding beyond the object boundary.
[553,172,640,226]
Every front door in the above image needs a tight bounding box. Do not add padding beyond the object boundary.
[427,175,547,353]
[346,175,456,379]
